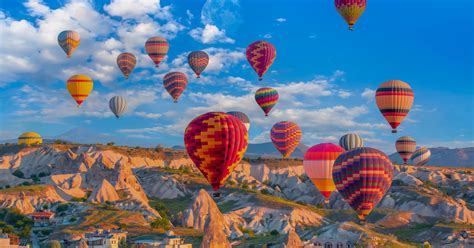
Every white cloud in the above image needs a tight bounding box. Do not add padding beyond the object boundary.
[189,24,235,44]
[24,0,51,16]
[104,0,161,19]
[263,33,272,39]
[276,18,286,22]
[135,112,162,119]
[361,88,375,100]
[338,90,352,98]
[309,34,317,39]
[186,9,194,22]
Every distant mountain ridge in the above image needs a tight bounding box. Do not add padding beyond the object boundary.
[389,147,473,168]
[245,142,308,159]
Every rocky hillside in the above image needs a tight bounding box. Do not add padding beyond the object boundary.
[0,144,472,247]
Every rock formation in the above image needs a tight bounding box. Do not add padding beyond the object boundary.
[87,179,120,203]
[284,228,304,248]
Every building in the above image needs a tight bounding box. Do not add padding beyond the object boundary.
[304,237,355,248]
[131,237,192,248]
[30,211,55,227]
[83,229,127,248]
[0,234,30,248]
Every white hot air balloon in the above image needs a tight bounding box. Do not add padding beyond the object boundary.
[109,96,127,118]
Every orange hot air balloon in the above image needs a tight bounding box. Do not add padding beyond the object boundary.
[145,37,169,67]
[184,112,248,190]
[396,136,417,164]
[270,121,302,158]
[246,41,276,80]
[335,0,367,30]
[375,80,414,133]
[303,143,345,203]
[66,74,93,107]
[117,52,137,79]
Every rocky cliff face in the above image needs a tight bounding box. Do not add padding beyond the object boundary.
[87,179,119,203]
[0,186,66,214]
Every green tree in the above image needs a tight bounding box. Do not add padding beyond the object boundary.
[119,239,128,248]
[12,170,24,178]
[270,230,279,236]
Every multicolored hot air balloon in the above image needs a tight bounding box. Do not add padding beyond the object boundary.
[163,72,188,103]
[255,87,279,116]
[376,80,414,133]
[18,132,42,145]
[396,136,417,164]
[335,0,367,30]
[58,30,80,58]
[66,74,93,107]
[227,111,250,131]
[339,133,364,151]
[303,143,345,203]
[109,96,127,119]
[184,112,248,190]
[333,147,394,222]
[188,51,209,78]
[411,147,431,166]
[246,41,276,80]
[270,121,302,158]
[117,53,137,79]
[145,37,169,67]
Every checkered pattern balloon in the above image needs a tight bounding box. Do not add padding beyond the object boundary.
[184,112,248,190]
[270,121,302,158]
[188,51,209,78]
[163,72,188,102]
[246,41,276,80]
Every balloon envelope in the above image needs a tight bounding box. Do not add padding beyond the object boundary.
[18,132,42,145]
[396,136,417,164]
[163,72,188,102]
[335,0,367,30]
[58,30,80,58]
[117,53,137,79]
[376,80,414,133]
[184,112,248,190]
[109,96,127,118]
[145,37,169,67]
[227,111,250,131]
[66,74,93,106]
[255,87,279,116]
[188,51,209,78]
[270,121,302,158]
[411,147,431,166]
[246,41,276,80]
[303,143,345,203]
[339,133,364,151]
[333,147,394,221]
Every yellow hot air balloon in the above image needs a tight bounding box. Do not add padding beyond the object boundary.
[66,74,93,107]
[18,132,42,145]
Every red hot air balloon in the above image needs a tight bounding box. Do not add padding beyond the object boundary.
[246,41,276,80]
[335,0,367,30]
[163,72,188,102]
[188,51,209,78]
[270,121,302,158]
[333,147,394,222]
[145,37,169,67]
[184,112,248,190]
[117,52,137,79]
[255,87,279,117]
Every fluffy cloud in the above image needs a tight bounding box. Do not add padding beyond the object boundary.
[361,88,375,100]
[189,24,234,44]
[104,0,163,19]
[276,18,287,22]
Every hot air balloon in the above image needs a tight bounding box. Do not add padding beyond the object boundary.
[184,112,248,190]
[411,147,431,166]
[66,74,93,107]
[303,143,345,203]
[375,80,414,133]
[333,147,394,222]
[163,72,188,103]
[188,51,209,78]
[270,121,302,158]
[18,132,42,145]
[335,0,367,30]
[109,96,127,119]
[339,133,364,151]
[255,87,279,116]
[58,30,80,58]
[246,41,276,80]
[117,53,137,79]
[145,37,169,67]
[227,111,250,131]
[396,136,417,164]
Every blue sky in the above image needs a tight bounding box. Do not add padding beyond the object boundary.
[0,0,472,153]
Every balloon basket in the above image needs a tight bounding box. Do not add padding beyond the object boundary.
[392,129,397,133]
[212,192,222,198]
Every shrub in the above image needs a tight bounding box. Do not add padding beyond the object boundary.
[12,170,24,178]
[270,230,279,236]
[107,142,115,146]
[38,172,49,177]
[150,217,171,230]
[242,183,249,189]
[260,189,270,195]
[56,203,69,212]
[69,217,77,222]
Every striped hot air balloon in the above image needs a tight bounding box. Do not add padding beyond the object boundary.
[184,112,248,190]
[246,41,276,80]
[376,80,414,133]
[163,72,188,103]
[333,147,394,222]
[270,121,302,158]
[66,74,93,106]
[117,53,137,79]
[411,147,431,166]
[145,37,169,67]
[58,30,80,58]
[335,0,367,30]
[188,51,209,78]
[18,132,42,145]
[396,136,417,164]
[227,111,250,131]
[255,87,279,116]
[339,133,364,151]
[303,143,345,203]
[109,96,127,119]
